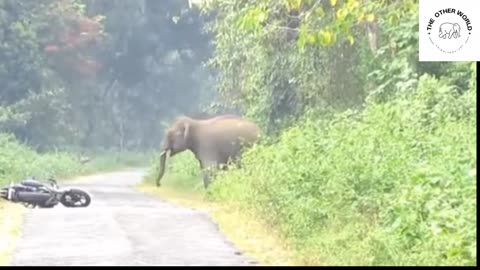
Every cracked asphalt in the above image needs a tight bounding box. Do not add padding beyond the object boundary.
[10,170,257,266]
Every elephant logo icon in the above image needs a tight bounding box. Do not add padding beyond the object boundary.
[423,7,472,54]
[438,22,461,39]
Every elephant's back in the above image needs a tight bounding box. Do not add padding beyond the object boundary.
[201,117,260,142]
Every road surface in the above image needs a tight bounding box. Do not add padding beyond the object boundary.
[9,170,257,266]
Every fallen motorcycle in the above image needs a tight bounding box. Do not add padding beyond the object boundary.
[0,178,91,208]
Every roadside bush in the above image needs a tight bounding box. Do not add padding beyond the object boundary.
[1,134,153,185]
[0,133,83,185]
[206,74,477,266]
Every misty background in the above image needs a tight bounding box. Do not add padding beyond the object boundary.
[0,0,222,152]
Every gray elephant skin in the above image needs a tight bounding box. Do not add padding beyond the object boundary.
[155,114,261,188]
[439,22,461,39]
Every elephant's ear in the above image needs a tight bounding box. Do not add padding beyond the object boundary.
[183,122,191,141]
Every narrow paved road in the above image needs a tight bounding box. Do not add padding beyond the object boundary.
[10,170,257,266]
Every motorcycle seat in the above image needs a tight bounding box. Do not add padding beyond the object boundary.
[20,180,44,188]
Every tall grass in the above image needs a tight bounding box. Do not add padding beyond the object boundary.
[0,134,154,185]
[0,134,83,185]
[208,75,476,265]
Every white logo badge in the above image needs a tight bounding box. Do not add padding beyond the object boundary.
[419,0,480,61]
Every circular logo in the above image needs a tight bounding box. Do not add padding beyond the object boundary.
[426,8,472,54]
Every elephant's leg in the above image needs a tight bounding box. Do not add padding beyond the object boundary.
[202,170,212,188]
[199,159,218,188]
[202,167,217,188]
[218,155,231,170]
[225,153,242,169]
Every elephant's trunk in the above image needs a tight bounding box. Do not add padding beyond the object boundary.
[156,150,169,187]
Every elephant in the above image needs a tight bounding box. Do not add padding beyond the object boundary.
[155,114,261,188]
[439,22,461,39]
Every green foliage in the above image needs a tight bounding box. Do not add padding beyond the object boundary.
[1,0,214,150]
[0,133,153,186]
[202,0,472,135]
[205,75,476,266]
[0,133,83,185]
[202,0,426,135]
[0,0,105,148]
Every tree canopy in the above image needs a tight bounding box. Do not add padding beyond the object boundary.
[1,0,214,150]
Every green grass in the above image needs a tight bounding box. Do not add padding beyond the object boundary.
[0,134,153,185]
[142,74,477,266]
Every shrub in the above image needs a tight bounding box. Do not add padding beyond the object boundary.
[0,133,83,185]
[1,134,153,185]
[206,74,476,266]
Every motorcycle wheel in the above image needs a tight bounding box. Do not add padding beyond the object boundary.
[60,189,91,207]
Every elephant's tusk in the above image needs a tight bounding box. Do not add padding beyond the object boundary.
[159,150,171,157]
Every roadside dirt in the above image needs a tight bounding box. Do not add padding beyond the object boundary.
[9,170,258,266]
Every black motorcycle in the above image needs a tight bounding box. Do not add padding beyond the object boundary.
[0,178,91,208]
